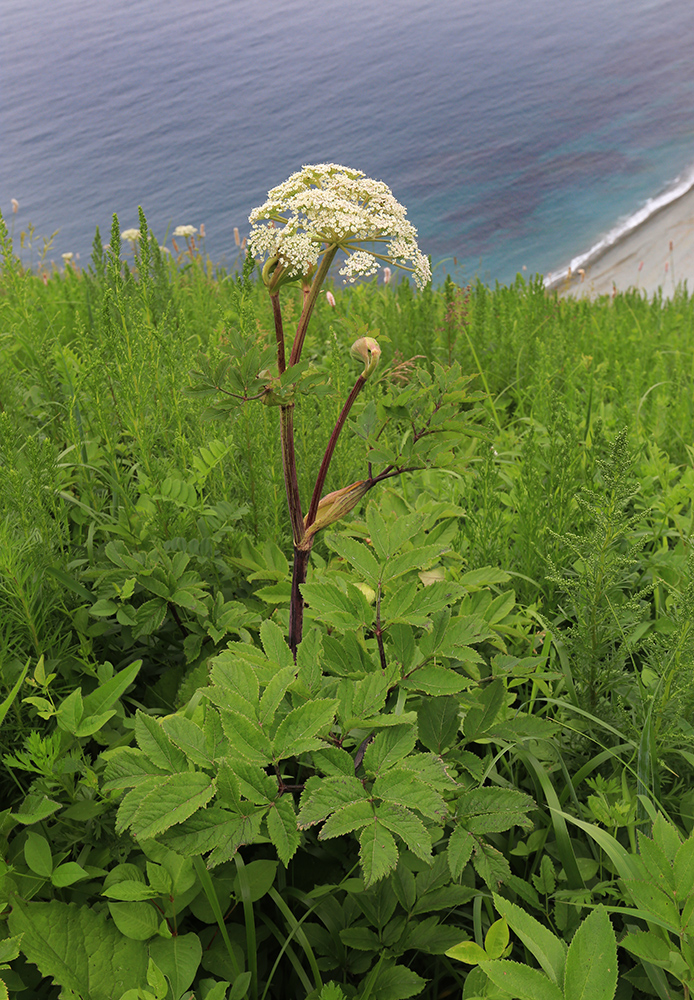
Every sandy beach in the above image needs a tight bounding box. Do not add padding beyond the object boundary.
[546,185,694,300]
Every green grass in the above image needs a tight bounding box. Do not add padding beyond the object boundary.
[4,210,694,999]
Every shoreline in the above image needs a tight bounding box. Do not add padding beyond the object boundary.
[545,180,694,300]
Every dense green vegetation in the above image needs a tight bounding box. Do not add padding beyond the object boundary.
[3,209,694,1000]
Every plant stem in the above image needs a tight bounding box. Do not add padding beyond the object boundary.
[271,292,286,374]
[279,403,304,547]
[289,245,338,367]
[289,545,311,657]
[305,373,367,529]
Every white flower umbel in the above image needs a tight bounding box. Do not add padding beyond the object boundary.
[249,163,431,289]
[121,229,140,242]
[173,225,198,237]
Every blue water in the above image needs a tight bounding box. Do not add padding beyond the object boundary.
[2,0,694,286]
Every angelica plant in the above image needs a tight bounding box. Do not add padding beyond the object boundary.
[189,163,479,653]
[246,164,438,651]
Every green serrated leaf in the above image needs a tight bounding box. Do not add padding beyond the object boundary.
[447,825,475,880]
[492,894,566,985]
[272,698,338,761]
[563,905,617,1000]
[458,787,534,835]
[359,822,399,887]
[481,959,563,1000]
[8,900,148,1000]
[320,800,375,839]
[376,802,432,864]
[134,711,188,772]
[266,796,301,865]
[363,726,417,777]
[117,772,215,840]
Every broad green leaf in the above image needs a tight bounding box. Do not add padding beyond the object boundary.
[417,696,460,754]
[102,880,158,901]
[8,900,148,1000]
[359,822,399,887]
[381,579,418,622]
[563,906,617,1000]
[107,901,159,940]
[382,545,446,583]
[458,787,534,834]
[325,533,380,586]
[621,929,690,978]
[637,829,676,891]
[298,774,368,828]
[258,665,295,728]
[231,859,278,903]
[232,759,277,804]
[373,769,448,822]
[300,582,367,628]
[674,835,694,901]
[462,679,506,741]
[446,940,490,964]
[51,863,90,888]
[485,918,509,960]
[82,660,141,717]
[481,960,564,1000]
[146,957,169,999]
[623,879,681,932]
[391,865,416,912]
[412,885,477,916]
[447,825,475,880]
[24,831,53,877]
[320,800,375,839]
[460,568,511,587]
[208,654,259,713]
[363,726,418,777]
[218,708,273,764]
[161,715,213,768]
[652,812,682,859]
[492,894,567,985]
[365,959,427,998]
[134,711,188,772]
[266,796,300,864]
[440,614,495,654]
[260,619,295,669]
[166,805,263,861]
[376,802,432,863]
[149,933,202,1000]
[55,687,83,734]
[401,665,470,696]
[340,926,381,951]
[311,747,357,777]
[271,698,338,761]
[103,747,169,789]
[133,598,168,638]
[117,772,215,840]
[472,841,512,890]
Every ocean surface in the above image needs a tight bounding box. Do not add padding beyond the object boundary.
[3,0,694,286]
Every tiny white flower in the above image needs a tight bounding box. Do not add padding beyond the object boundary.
[121,228,140,242]
[248,163,431,288]
[173,225,197,237]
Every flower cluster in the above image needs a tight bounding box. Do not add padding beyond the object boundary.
[173,225,198,237]
[249,163,431,288]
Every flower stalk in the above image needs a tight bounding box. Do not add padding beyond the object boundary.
[247,163,430,655]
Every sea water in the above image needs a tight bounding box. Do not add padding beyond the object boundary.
[2,0,694,286]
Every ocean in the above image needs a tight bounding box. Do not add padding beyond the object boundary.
[3,0,694,286]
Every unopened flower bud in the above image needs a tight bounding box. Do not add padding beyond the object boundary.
[326,291,336,308]
[383,266,391,284]
[11,198,19,214]
[304,480,370,540]
[350,337,381,378]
